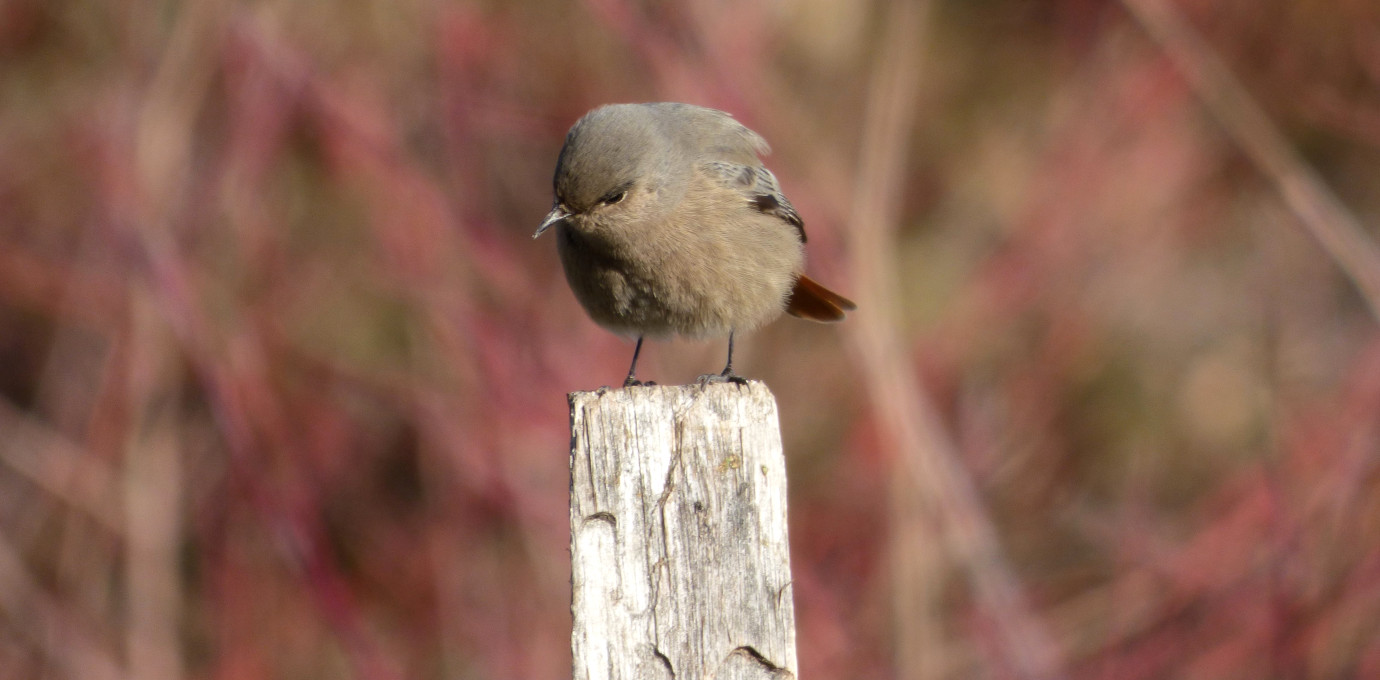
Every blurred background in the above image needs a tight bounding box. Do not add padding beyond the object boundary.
[3,0,1380,678]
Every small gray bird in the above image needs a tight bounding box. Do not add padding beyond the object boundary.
[535,102,855,386]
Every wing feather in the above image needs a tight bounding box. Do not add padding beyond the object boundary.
[702,161,807,243]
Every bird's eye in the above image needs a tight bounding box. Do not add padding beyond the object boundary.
[601,190,627,205]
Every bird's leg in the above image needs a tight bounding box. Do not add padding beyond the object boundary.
[623,336,654,387]
[698,331,749,385]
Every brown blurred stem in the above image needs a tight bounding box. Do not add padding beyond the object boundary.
[0,531,127,680]
[1122,0,1380,322]
[847,1,1066,678]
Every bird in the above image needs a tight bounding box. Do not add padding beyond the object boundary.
[534,102,855,387]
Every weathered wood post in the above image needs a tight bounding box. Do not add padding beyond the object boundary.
[569,382,798,680]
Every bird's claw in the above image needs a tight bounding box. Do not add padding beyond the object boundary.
[696,370,748,386]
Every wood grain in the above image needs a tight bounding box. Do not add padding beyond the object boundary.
[569,382,797,680]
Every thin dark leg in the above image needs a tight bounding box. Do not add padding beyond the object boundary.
[623,336,648,387]
[722,331,737,376]
[699,331,748,385]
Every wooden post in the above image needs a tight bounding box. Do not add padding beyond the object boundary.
[569,382,798,680]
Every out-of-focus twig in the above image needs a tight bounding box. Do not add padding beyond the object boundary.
[0,529,126,680]
[123,6,404,680]
[1121,0,1380,323]
[847,1,1066,678]
[122,297,185,680]
[0,399,122,534]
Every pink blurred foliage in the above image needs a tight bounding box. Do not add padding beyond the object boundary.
[1,0,1380,678]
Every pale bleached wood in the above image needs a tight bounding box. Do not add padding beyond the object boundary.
[569,382,798,680]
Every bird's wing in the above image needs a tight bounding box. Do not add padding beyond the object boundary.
[702,161,807,243]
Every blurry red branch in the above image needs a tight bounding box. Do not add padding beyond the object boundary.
[1122,0,1380,323]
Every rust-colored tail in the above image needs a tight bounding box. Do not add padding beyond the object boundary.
[786,274,857,322]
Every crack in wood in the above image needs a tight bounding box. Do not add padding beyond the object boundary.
[718,645,795,679]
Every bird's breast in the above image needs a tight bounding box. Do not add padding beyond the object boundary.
[554,210,802,338]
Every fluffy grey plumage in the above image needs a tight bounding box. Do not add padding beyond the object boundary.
[535,102,853,385]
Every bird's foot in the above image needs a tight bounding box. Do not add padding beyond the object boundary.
[696,370,749,386]
[623,377,656,387]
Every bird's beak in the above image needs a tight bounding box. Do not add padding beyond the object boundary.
[533,206,570,239]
